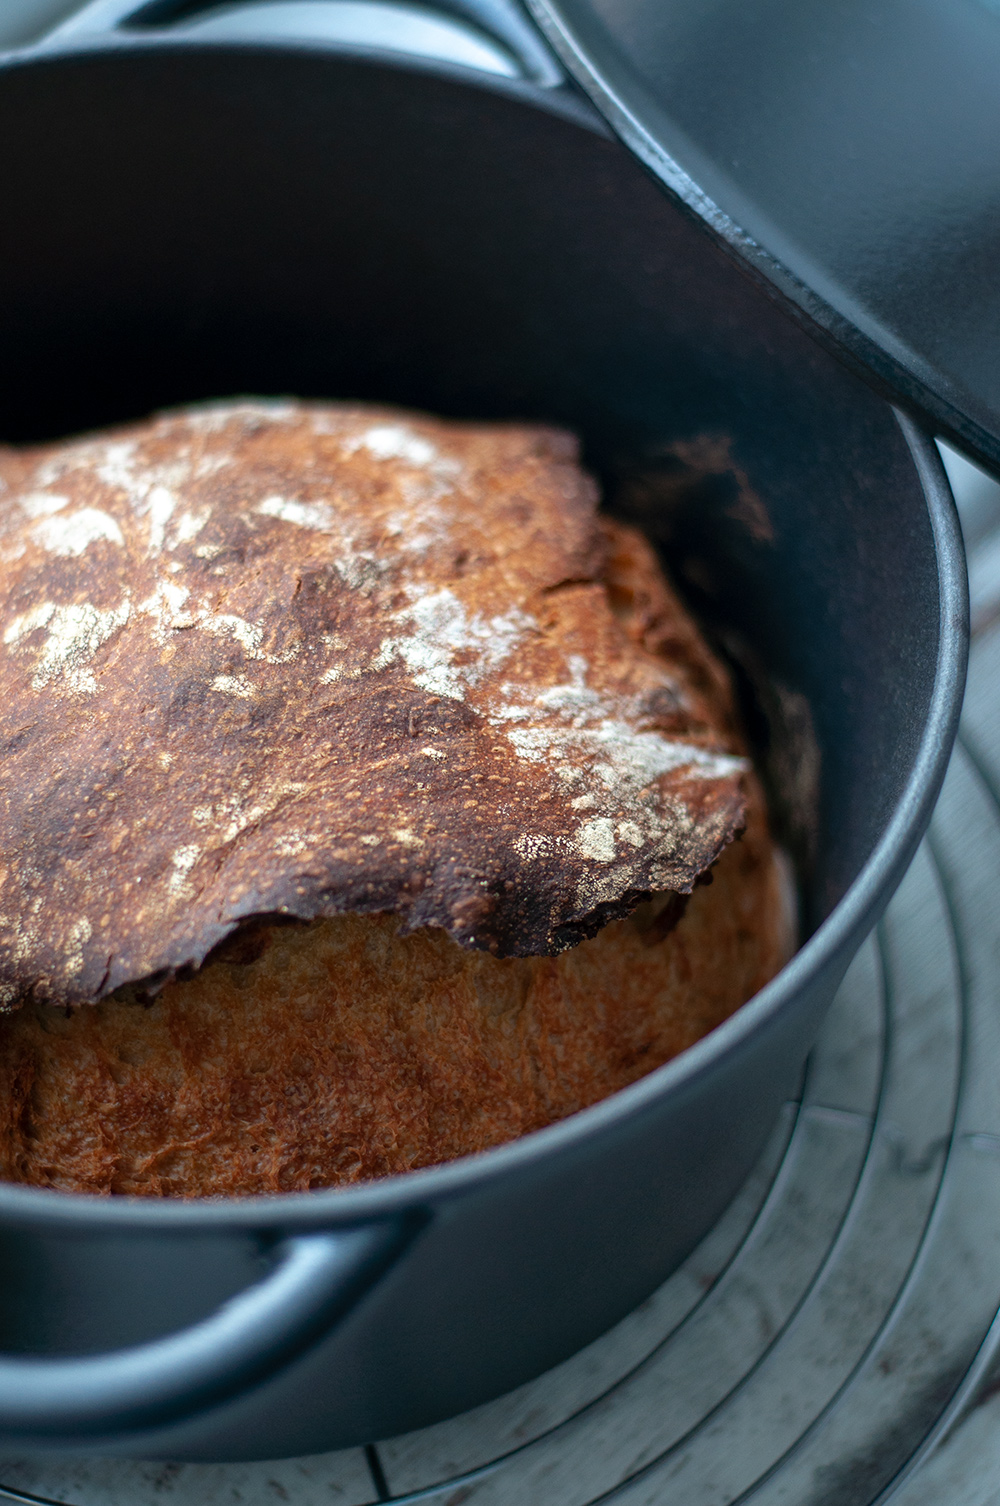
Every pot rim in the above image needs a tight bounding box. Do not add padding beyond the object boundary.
[0,411,966,1234]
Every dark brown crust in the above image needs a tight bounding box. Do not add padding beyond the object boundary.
[0,402,748,1007]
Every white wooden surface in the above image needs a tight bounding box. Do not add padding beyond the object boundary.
[0,1448,378,1506]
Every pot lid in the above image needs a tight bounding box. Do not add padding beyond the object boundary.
[525,0,1000,475]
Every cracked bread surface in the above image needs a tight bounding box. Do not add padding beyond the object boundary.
[0,400,750,1006]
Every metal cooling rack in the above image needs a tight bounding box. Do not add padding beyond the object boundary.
[3,448,1000,1506]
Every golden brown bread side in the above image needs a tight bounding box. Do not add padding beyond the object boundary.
[0,402,750,1006]
[0,792,787,1196]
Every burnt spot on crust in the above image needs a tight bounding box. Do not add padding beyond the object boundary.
[0,401,749,1007]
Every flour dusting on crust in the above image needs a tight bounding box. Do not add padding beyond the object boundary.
[0,401,750,1006]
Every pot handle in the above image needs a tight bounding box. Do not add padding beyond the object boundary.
[0,1218,417,1439]
[35,0,564,86]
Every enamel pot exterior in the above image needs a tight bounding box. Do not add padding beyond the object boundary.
[0,40,967,1458]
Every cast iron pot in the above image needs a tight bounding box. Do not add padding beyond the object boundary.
[0,0,968,1460]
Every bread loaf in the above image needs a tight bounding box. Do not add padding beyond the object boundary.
[0,401,791,1194]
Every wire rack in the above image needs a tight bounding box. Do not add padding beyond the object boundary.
[3,448,1000,1506]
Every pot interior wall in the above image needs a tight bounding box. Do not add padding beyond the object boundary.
[0,43,943,934]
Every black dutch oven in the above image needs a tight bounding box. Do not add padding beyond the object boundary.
[0,0,969,1461]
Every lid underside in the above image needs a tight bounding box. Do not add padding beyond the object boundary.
[527,0,1000,476]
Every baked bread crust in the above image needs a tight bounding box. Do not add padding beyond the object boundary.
[0,402,750,1007]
